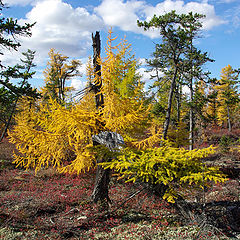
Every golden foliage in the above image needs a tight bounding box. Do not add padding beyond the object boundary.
[97,29,149,135]
[9,30,149,174]
[41,48,81,102]
[9,97,99,174]
[101,140,227,203]
[214,65,239,126]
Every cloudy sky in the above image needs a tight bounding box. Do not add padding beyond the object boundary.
[2,0,240,90]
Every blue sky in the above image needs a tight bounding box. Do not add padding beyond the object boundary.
[2,0,240,90]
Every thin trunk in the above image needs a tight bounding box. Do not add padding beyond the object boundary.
[0,51,37,142]
[213,98,217,126]
[163,67,178,140]
[176,83,182,148]
[176,82,182,124]
[91,31,110,209]
[0,78,28,142]
[227,105,232,132]
[58,76,62,102]
[189,37,194,151]
[189,78,194,150]
[0,98,18,142]
[91,154,111,205]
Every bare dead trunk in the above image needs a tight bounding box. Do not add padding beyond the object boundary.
[91,31,111,210]
[91,154,111,205]
[163,67,178,140]
[92,31,104,109]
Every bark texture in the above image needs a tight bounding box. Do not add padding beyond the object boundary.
[162,67,178,140]
[91,32,111,209]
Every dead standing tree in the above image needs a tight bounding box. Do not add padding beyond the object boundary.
[90,31,111,210]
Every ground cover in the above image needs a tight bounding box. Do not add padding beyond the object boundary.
[0,138,240,239]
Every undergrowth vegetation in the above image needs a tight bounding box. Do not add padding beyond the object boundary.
[0,138,240,239]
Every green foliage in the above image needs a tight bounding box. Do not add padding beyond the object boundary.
[0,2,35,68]
[0,87,15,124]
[138,11,213,140]
[0,50,37,96]
[219,135,232,153]
[152,102,166,118]
[100,140,227,203]
[0,49,39,140]
[0,1,36,138]
[168,121,189,147]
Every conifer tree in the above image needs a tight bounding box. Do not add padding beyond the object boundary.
[0,1,35,68]
[0,1,35,140]
[0,49,38,141]
[138,11,213,146]
[41,49,81,103]
[215,65,239,131]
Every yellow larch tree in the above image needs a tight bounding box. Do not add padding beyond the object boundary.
[41,48,81,103]
[215,65,239,131]
[99,30,147,137]
[8,30,149,206]
[206,81,218,126]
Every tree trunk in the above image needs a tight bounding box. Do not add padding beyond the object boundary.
[91,153,111,206]
[0,99,17,142]
[176,82,182,124]
[0,80,26,142]
[92,31,104,109]
[227,105,232,132]
[163,67,178,140]
[189,37,194,151]
[91,31,111,210]
[189,78,194,150]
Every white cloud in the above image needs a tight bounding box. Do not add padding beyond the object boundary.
[182,85,190,94]
[137,58,164,88]
[70,62,87,90]
[2,0,104,69]
[3,0,226,66]
[95,0,145,31]
[148,1,227,30]
[95,0,226,38]
[95,0,155,37]
[138,67,152,82]
[71,78,87,91]
[19,0,104,59]
[4,0,41,6]
[1,0,228,90]
[2,0,104,89]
